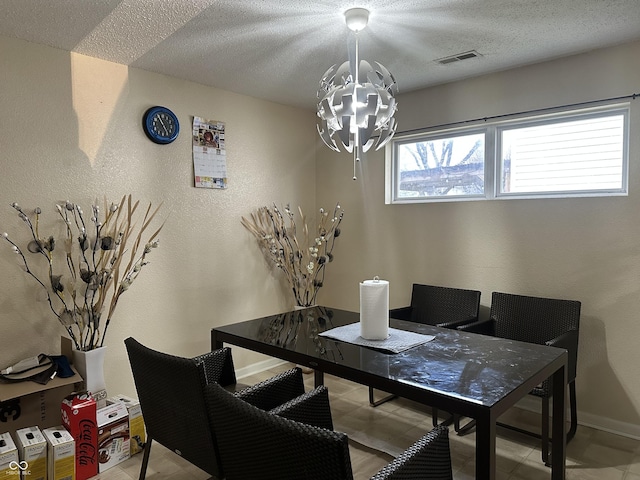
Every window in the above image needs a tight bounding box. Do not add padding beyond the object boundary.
[392,130,486,200]
[386,104,629,203]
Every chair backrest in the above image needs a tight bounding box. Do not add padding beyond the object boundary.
[124,337,224,478]
[410,284,481,327]
[490,292,581,383]
[370,426,452,480]
[490,292,580,344]
[205,381,353,480]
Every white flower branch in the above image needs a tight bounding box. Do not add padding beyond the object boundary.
[242,203,344,307]
[2,195,163,351]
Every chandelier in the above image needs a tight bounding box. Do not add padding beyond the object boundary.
[317,8,398,180]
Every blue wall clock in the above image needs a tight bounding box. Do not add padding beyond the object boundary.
[143,106,180,144]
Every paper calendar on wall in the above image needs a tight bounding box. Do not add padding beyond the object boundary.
[192,116,227,189]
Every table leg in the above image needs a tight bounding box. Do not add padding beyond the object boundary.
[475,414,496,480]
[314,369,324,388]
[551,363,567,480]
[211,331,223,350]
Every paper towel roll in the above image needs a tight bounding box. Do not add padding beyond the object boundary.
[360,278,389,340]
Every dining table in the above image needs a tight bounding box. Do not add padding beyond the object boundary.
[211,305,567,480]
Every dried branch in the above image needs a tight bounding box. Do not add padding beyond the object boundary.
[241,203,344,307]
[2,197,163,350]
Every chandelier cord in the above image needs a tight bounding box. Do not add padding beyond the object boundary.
[352,30,361,180]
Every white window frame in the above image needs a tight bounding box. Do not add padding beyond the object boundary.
[385,103,630,204]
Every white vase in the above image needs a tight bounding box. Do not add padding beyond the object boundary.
[73,346,107,405]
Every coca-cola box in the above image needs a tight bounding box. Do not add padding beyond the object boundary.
[61,394,98,480]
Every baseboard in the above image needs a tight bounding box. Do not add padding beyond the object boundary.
[515,396,640,440]
[235,357,287,380]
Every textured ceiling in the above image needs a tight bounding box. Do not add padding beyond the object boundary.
[2,0,640,109]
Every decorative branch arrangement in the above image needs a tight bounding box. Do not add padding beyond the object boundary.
[2,195,163,351]
[241,203,344,307]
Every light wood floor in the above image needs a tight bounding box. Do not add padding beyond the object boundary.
[97,364,640,480]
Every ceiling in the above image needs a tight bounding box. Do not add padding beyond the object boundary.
[3,0,640,110]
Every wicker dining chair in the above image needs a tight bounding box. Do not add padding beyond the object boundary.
[124,337,309,480]
[205,381,453,480]
[390,284,482,329]
[456,292,581,465]
[370,283,481,426]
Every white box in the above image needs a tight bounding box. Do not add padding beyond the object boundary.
[15,427,47,480]
[0,432,19,480]
[96,402,130,472]
[107,395,144,455]
[43,426,75,480]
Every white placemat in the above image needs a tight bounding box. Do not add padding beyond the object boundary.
[319,322,435,353]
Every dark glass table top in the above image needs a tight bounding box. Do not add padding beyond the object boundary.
[212,306,567,409]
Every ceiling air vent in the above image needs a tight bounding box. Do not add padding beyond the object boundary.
[435,50,481,65]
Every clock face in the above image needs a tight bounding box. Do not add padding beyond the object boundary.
[143,106,180,144]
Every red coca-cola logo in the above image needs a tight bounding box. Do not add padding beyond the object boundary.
[77,418,97,466]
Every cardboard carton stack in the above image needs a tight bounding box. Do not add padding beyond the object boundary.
[0,384,146,480]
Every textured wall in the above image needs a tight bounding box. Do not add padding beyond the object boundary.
[0,35,316,397]
[316,41,640,437]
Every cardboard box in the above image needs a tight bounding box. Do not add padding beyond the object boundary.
[0,368,80,436]
[96,401,129,472]
[15,427,47,480]
[43,426,75,480]
[61,395,97,480]
[107,395,144,456]
[0,432,19,480]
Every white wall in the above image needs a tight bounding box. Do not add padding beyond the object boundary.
[0,35,316,397]
[316,40,640,438]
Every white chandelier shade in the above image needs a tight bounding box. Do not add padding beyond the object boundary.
[316,8,399,180]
